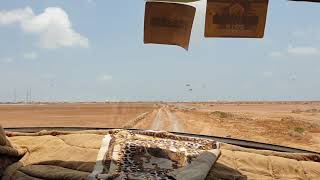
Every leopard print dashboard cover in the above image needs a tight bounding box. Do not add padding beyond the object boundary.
[89,130,220,180]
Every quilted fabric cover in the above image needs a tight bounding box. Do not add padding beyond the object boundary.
[89,130,221,180]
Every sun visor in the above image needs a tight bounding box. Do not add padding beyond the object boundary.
[205,0,269,38]
[144,2,196,50]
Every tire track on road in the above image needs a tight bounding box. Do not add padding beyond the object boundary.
[151,108,163,130]
[164,108,183,132]
[149,105,184,132]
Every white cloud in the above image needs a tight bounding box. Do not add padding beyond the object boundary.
[262,71,273,78]
[270,46,320,59]
[99,74,113,81]
[269,52,285,58]
[40,73,56,80]
[23,51,38,60]
[292,27,320,41]
[0,7,89,49]
[289,74,297,81]
[292,29,307,38]
[0,7,33,24]
[0,57,14,63]
[287,46,320,56]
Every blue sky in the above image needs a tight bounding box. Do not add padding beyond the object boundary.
[0,0,320,102]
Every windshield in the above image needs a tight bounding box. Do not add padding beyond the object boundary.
[0,0,319,153]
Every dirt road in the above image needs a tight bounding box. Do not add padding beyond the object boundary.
[151,108,164,130]
[150,106,183,132]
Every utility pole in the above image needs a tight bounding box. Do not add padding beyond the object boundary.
[25,88,31,103]
[26,89,28,103]
[13,88,16,103]
[29,88,32,103]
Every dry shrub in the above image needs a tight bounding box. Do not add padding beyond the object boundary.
[210,111,234,119]
[305,109,320,113]
[294,127,305,134]
[289,129,305,139]
[292,109,302,114]
[281,116,295,122]
[292,108,320,114]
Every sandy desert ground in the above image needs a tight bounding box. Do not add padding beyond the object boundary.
[1,102,320,152]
